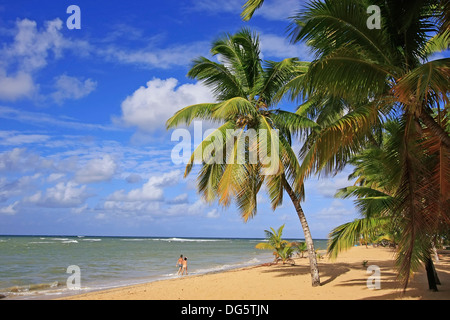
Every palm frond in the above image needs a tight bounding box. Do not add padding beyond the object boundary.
[422,30,450,57]
[289,0,393,64]
[212,97,259,120]
[327,217,391,260]
[241,0,265,21]
[166,103,218,129]
[393,58,450,111]
[184,121,235,177]
[188,56,245,100]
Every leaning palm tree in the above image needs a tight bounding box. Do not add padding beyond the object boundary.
[166,28,321,286]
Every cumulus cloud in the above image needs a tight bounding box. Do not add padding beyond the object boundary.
[206,208,220,219]
[102,171,212,219]
[2,18,66,72]
[0,201,20,215]
[118,78,215,132]
[51,75,97,105]
[28,181,92,208]
[0,175,39,203]
[0,71,36,101]
[0,148,52,173]
[108,170,181,202]
[75,155,117,184]
[0,18,93,102]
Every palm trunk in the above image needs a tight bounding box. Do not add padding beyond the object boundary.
[425,256,440,291]
[283,178,321,287]
[420,112,450,149]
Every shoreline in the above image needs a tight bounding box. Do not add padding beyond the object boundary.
[58,246,450,300]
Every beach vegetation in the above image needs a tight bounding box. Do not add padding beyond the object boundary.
[291,241,308,258]
[255,224,295,264]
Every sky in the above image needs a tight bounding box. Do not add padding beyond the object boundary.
[0,0,363,239]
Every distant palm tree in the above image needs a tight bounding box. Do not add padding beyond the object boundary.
[255,224,295,264]
[166,28,321,286]
[291,241,308,258]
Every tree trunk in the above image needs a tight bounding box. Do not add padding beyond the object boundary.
[283,178,321,287]
[425,256,440,291]
[420,112,450,149]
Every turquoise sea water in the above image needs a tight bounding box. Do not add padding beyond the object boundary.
[0,235,328,299]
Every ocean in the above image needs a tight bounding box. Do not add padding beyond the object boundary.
[0,235,328,300]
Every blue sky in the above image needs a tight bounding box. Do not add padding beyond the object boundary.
[0,0,363,239]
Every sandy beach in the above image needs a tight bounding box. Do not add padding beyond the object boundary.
[60,246,450,300]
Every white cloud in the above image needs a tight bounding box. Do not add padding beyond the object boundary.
[108,170,181,202]
[260,33,313,60]
[75,155,117,183]
[2,18,66,72]
[206,208,220,219]
[190,0,242,14]
[165,199,208,217]
[0,201,19,215]
[51,75,97,104]
[101,41,208,69]
[47,173,66,183]
[315,199,354,220]
[0,148,52,173]
[101,171,213,219]
[0,70,36,101]
[0,106,119,132]
[0,131,50,146]
[314,175,354,198]
[0,175,39,202]
[256,0,302,21]
[28,181,91,208]
[118,78,215,132]
[190,0,302,21]
[0,18,93,102]
[0,18,64,101]
[169,193,189,204]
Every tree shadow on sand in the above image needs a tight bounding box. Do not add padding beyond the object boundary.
[260,252,450,300]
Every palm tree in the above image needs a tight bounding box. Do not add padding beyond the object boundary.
[255,224,295,264]
[291,241,308,258]
[285,0,450,290]
[166,28,321,286]
[240,0,449,289]
[327,118,448,291]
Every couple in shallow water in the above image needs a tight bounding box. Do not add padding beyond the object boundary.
[176,254,188,275]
